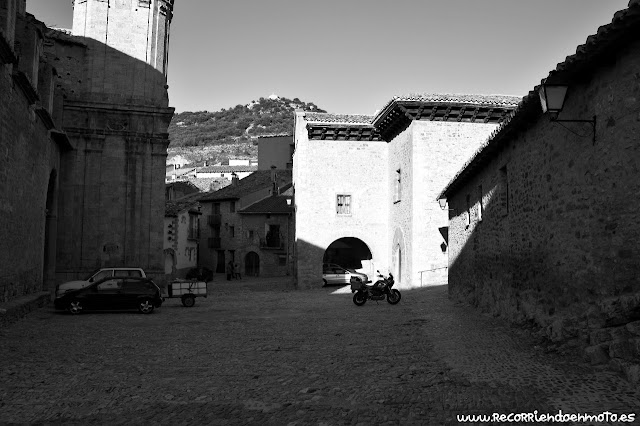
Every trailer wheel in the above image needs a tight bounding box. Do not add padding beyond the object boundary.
[182,294,196,307]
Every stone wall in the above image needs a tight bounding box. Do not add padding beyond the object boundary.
[409,120,498,286]
[0,11,62,302]
[447,38,640,382]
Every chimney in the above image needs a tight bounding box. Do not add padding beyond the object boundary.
[270,166,277,196]
[231,172,239,186]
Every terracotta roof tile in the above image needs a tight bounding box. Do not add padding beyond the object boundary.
[179,177,230,192]
[199,170,292,202]
[239,195,293,214]
[375,94,522,120]
[304,113,375,125]
[198,165,258,173]
[165,200,201,217]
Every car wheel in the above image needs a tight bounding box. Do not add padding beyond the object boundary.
[138,298,155,314]
[182,294,196,308]
[68,299,83,315]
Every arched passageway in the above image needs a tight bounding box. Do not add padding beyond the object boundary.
[245,251,260,276]
[323,237,373,277]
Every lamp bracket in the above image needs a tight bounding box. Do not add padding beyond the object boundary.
[550,115,597,144]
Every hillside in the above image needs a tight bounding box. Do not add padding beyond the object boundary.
[168,96,326,148]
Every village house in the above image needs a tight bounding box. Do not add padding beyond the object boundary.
[293,96,520,289]
[437,0,640,382]
[164,198,201,278]
[198,170,292,277]
[237,184,294,276]
[0,0,174,306]
[165,180,199,201]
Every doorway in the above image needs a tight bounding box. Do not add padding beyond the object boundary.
[215,250,226,273]
[245,251,260,276]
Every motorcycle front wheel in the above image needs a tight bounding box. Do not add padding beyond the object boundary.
[387,289,401,305]
[352,291,367,306]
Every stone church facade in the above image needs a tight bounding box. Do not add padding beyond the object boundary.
[0,0,174,302]
[293,95,520,289]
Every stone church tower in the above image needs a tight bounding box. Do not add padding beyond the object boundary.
[51,0,176,284]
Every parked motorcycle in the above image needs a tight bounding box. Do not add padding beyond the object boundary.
[351,271,401,306]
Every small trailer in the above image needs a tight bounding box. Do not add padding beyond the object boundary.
[163,279,207,307]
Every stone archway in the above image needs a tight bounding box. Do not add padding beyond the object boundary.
[245,251,260,277]
[323,237,373,278]
[43,170,58,291]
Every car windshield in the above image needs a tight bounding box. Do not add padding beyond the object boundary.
[82,269,102,281]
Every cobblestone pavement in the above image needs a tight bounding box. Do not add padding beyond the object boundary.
[0,277,639,425]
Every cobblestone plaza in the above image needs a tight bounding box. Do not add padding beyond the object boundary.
[1,277,639,425]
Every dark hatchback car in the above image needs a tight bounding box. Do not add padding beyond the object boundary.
[54,276,163,315]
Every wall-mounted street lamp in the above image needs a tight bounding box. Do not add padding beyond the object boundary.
[438,198,455,212]
[538,82,596,144]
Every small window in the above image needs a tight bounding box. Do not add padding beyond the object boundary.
[278,255,286,266]
[230,201,236,213]
[213,203,220,214]
[230,226,235,238]
[249,230,254,240]
[337,194,351,215]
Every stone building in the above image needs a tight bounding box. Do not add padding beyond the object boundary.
[198,170,292,277]
[0,0,174,303]
[438,0,640,382]
[164,198,201,278]
[293,96,520,289]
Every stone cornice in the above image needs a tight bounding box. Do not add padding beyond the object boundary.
[63,127,171,140]
[12,71,39,105]
[49,129,74,151]
[35,107,56,130]
[0,29,17,64]
[63,99,174,117]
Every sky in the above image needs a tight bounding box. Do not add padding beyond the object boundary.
[27,0,630,115]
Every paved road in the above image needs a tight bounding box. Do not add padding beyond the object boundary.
[0,277,639,425]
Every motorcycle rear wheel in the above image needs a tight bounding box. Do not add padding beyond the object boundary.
[387,289,401,305]
[352,291,367,306]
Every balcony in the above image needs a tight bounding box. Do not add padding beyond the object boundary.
[260,234,284,250]
[208,237,221,249]
[207,214,222,226]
